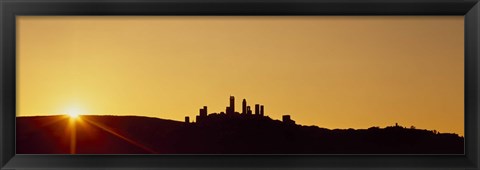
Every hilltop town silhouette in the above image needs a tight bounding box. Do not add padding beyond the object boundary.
[187,96,295,125]
[16,96,464,154]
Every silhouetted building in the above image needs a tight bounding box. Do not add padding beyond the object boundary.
[229,96,235,114]
[226,106,230,114]
[255,104,260,115]
[247,106,252,115]
[242,99,247,114]
[260,105,264,116]
[199,107,207,117]
[197,106,208,123]
[282,115,295,125]
[185,116,190,123]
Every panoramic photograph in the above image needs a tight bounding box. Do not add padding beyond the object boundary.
[16,16,464,154]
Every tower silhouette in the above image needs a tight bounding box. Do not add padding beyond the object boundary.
[197,106,208,123]
[260,105,264,116]
[282,115,295,124]
[199,106,207,117]
[255,104,260,115]
[242,99,247,114]
[229,96,235,114]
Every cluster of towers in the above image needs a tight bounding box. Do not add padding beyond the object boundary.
[223,96,265,116]
[186,95,295,125]
[192,96,265,122]
[241,97,264,116]
[227,96,266,116]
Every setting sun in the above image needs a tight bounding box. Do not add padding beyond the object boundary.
[66,108,83,119]
[68,113,79,119]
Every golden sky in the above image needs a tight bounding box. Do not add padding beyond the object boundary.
[17,16,464,135]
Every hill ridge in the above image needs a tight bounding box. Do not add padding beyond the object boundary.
[16,115,463,154]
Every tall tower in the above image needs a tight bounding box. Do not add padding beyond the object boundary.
[230,96,235,114]
[255,104,260,115]
[242,99,247,114]
[260,105,264,116]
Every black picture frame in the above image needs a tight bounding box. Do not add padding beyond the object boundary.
[1,0,479,169]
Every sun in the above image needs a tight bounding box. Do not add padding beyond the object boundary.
[68,112,79,119]
[66,108,83,119]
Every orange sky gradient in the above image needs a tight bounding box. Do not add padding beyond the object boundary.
[17,16,464,136]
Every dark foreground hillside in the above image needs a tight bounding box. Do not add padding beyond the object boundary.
[16,115,464,154]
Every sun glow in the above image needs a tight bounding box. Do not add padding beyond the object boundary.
[68,113,79,119]
[66,108,83,119]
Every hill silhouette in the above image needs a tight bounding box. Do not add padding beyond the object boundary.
[16,115,463,154]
